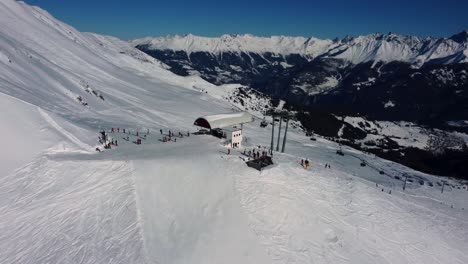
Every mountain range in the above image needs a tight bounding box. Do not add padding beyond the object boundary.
[133,32,468,127]
[133,31,468,66]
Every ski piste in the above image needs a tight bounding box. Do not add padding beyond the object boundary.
[0,1,467,264]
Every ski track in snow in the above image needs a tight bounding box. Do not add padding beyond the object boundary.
[38,107,92,152]
[0,1,467,263]
[0,156,147,264]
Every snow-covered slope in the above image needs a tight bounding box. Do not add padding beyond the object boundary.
[133,31,468,66]
[1,1,468,264]
[0,1,265,263]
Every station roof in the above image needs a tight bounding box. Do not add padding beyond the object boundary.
[194,112,253,129]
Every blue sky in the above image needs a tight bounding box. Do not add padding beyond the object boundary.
[24,0,468,40]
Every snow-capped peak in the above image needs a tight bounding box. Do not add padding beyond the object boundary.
[449,30,468,43]
[131,34,335,59]
[133,31,468,66]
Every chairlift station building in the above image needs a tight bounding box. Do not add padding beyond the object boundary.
[194,112,253,148]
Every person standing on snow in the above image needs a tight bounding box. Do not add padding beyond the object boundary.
[160,129,163,134]
[228,149,230,155]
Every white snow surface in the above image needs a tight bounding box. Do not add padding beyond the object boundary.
[132,31,468,66]
[384,100,396,108]
[1,1,468,264]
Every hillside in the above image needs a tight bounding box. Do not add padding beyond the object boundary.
[1,1,468,264]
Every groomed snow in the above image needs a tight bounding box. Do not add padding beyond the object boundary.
[1,1,467,264]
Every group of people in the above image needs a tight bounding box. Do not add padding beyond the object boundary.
[97,127,147,151]
[160,129,190,143]
[104,139,118,148]
[110,127,126,134]
[111,127,149,137]
[300,159,310,170]
[241,147,270,160]
[324,163,331,169]
[96,137,118,152]
[98,127,195,151]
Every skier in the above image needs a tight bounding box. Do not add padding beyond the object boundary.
[111,128,114,133]
[136,131,139,136]
[228,149,230,155]
[147,129,149,135]
[187,131,190,137]
[174,138,177,142]
[301,159,304,166]
[123,128,126,134]
[115,140,118,146]
[100,131,106,141]
[117,128,120,133]
[160,129,163,134]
